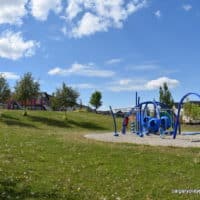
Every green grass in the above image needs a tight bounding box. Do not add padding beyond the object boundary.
[0,110,199,200]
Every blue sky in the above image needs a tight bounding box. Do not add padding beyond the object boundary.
[0,0,200,110]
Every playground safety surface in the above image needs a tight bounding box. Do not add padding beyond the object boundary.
[85,133,200,148]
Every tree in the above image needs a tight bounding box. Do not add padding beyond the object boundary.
[159,82,174,108]
[14,72,40,116]
[89,91,102,113]
[183,99,200,122]
[0,74,11,103]
[183,98,193,118]
[53,83,79,119]
[191,104,200,121]
[50,94,59,111]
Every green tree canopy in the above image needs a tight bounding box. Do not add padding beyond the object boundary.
[183,98,193,117]
[183,99,200,121]
[14,72,40,115]
[53,83,79,118]
[0,74,11,103]
[89,91,102,112]
[159,82,174,108]
[50,94,59,111]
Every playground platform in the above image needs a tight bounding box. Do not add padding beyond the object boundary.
[85,133,200,148]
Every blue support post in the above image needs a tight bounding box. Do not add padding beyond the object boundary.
[135,92,138,107]
[138,97,140,106]
[109,106,119,136]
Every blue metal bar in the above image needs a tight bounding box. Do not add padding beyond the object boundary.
[173,92,200,139]
[137,101,169,109]
[138,97,140,106]
[109,106,119,136]
[135,92,138,107]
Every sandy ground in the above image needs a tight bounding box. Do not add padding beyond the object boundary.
[85,132,200,148]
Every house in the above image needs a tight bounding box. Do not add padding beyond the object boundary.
[7,101,22,110]
[7,92,52,110]
[115,110,125,117]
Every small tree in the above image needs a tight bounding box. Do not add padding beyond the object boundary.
[183,99,200,122]
[50,94,59,111]
[183,98,193,118]
[14,72,40,116]
[0,75,11,116]
[0,74,11,104]
[191,104,200,121]
[89,91,102,113]
[54,83,79,119]
[159,82,174,108]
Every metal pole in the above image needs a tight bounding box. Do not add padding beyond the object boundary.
[135,92,138,107]
[109,106,119,136]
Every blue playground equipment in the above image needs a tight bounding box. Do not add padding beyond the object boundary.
[123,100,177,138]
[111,92,200,139]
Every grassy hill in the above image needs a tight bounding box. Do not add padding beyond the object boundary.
[0,110,199,200]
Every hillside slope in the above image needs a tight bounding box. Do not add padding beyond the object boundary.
[0,110,199,200]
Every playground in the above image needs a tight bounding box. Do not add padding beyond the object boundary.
[86,92,200,148]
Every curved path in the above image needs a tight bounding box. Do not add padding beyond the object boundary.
[85,133,200,148]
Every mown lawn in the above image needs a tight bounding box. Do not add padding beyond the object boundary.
[0,110,199,200]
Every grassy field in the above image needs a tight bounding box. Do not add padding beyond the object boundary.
[0,110,199,200]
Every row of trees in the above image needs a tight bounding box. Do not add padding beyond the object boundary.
[2,72,199,120]
[0,73,103,116]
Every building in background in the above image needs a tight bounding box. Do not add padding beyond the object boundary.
[7,92,52,110]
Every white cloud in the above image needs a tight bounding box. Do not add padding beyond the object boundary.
[145,77,179,90]
[0,72,19,80]
[0,0,63,24]
[30,0,62,21]
[106,58,122,65]
[65,0,82,21]
[48,62,115,77]
[0,0,147,38]
[182,4,192,12]
[0,0,28,25]
[128,64,159,70]
[71,12,109,37]
[108,77,179,92]
[63,0,147,38]
[70,83,95,89]
[108,78,147,92]
[154,10,161,18]
[48,67,63,75]
[0,30,39,60]
[119,79,132,85]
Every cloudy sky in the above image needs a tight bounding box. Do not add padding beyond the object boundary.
[0,0,200,109]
